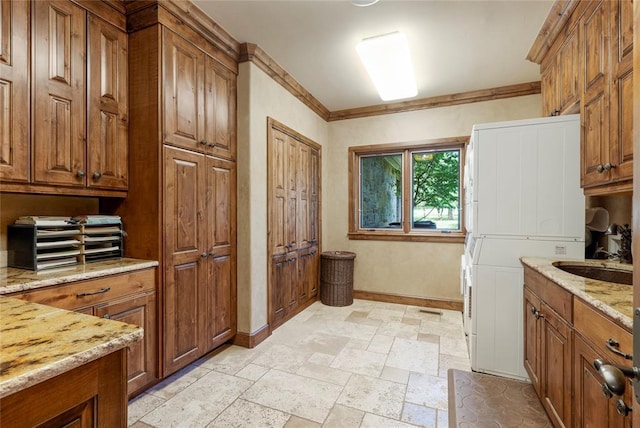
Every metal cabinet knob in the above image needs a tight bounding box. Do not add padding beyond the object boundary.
[77,169,86,178]
[200,140,207,146]
[201,252,208,258]
[616,399,632,416]
[209,251,215,257]
[604,163,615,171]
[92,172,102,180]
[596,164,605,173]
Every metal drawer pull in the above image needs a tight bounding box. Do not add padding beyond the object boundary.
[606,338,633,360]
[76,287,110,297]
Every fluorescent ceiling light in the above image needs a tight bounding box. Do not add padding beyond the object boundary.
[352,0,379,6]
[356,32,417,102]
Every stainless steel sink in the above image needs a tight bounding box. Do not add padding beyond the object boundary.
[552,262,632,285]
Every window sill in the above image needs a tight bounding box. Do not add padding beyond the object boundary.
[347,231,465,243]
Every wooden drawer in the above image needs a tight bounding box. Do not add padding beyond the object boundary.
[9,269,155,311]
[574,298,632,367]
[524,266,573,322]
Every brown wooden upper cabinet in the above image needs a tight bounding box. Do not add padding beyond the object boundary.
[530,0,633,195]
[1,0,128,196]
[0,0,29,184]
[163,29,236,161]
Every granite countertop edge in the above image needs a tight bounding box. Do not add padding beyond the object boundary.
[520,257,633,330]
[0,327,143,399]
[0,258,159,295]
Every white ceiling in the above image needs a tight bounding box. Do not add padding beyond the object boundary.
[192,0,554,112]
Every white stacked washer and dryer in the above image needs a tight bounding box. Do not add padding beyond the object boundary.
[461,114,585,381]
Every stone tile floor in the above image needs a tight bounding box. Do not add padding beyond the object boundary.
[128,299,471,427]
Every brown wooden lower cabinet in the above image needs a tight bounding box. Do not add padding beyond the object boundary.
[7,268,158,397]
[540,302,572,428]
[574,334,632,428]
[0,349,127,428]
[524,266,633,428]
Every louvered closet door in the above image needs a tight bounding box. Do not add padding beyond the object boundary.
[163,145,207,375]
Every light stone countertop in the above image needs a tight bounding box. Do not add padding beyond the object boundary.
[520,257,633,330]
[0,296,142,398]
[0,258,159,295]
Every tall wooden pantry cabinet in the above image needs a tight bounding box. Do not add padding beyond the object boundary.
[268,119,321,331]
[108,2,238,377]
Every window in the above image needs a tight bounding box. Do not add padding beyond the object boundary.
[348,137,467,242]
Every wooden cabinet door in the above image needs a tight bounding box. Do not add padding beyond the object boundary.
[162,29,205,153]
[204,56,236,160]
[574,334,631,428]
[524,287,542,396]
[0,0,29,183]
[541,58,558,116]
[580,0,611,188]
[32,0,86,186]
[201,156,236,350]
[609,0,633,183]
[163,145,207,375]
[558,26,579,111]
[87,14,128,190]
[95,291,158,397]
[541,303,573,428]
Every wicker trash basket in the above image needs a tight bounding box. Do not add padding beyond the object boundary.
[320,251,356,307]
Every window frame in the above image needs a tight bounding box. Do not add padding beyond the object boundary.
[348,136,468,243]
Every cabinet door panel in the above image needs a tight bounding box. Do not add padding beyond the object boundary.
[582,1,608,93]
[611,69,633,182]
[297,143,309,248]
[574,335,629,428]
[164,146,206,266]
[205,57,236,160]
[95,291,157,396]
[523,287,542,396]
[285,136,298,250]
[309,148,320,246]
[202,255,234,350]
[581,91,610,187]
[164,261,203,375]
[202,156,236,350]
[87,14,128,190]
[541,305,572,428]
[33,0,86,186]
[559,29,579,110]
[271,129,288,255]
[0,0,29,183]
[163,29,204,153]
[163,145,206,375]
[271,254,288,330]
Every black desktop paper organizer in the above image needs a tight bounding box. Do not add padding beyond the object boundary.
[8,223,124,270]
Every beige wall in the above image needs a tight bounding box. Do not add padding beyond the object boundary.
[236,62,329,334]
[325,95,543,302]
[0,193,98,267]
[237,61,543,334]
